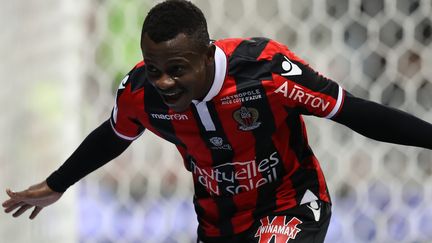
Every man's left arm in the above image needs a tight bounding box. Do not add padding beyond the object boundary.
[332,92,432,150]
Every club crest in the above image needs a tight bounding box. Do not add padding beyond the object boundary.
[233,106,261,131]
[208,136,232,150]
[209,137,223,146]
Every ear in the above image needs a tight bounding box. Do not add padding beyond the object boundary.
[204,44,216,65]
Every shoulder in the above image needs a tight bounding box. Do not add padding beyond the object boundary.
[122,61,148,93]
[114,61,149,106]
[218,37,299,80]
[215,37,298,60]
[214,37,273,57]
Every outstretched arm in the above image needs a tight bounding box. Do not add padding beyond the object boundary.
[332,92,432,149]
[2,119,132,219]
[46,119,132,192]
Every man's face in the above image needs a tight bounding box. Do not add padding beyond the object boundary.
[141,33,215,112]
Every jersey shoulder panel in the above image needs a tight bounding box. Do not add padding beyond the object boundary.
[215,37,272,57]
[217,38,344,118]
[214,38,245,57]
[110,61,148,140]
[262,41,345,118]
[223,37,274,81]
[127,61,148,92]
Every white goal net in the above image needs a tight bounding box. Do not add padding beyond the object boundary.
[1,0,431,242]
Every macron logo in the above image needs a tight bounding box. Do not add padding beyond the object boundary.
[150,113,188,121]
[118,75,129,89]
[281,56,302,77]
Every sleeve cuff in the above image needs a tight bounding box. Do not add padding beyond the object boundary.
[46,171,69,193]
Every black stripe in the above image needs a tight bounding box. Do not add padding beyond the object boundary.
[130,117,145,135]
[232,37,270,59]
[285,109,314,163]
[143,85,184,146]
[290,166,321,204]
[112,75,145,135]
[190,104,237,235]
[190,104,235,166]
[207,101,235,164]
[129,66,147,92]
[194,197,206,238]
[229,38,286,220]
[285,110,320,204]
[229,38,273,81]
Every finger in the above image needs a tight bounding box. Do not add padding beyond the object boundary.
[29,206,43,220]
[12,204,32,217]
[2,189,14,207]
[2,198,19,208]
[4,202,25,213]
[6,188,14,197]
[6,189,22,199]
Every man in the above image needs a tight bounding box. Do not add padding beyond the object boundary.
[3,0,432,242]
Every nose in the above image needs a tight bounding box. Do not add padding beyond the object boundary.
[153,74,176,91]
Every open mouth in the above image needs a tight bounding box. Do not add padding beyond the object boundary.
[159,90,184,104]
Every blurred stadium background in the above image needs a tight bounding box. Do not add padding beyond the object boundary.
[1,0,432,242]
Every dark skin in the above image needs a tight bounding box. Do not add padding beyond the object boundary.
[142,33,216,112]
[2,32,216,219]
[2,182,62,219]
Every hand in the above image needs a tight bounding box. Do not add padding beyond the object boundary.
[2,181,63,219]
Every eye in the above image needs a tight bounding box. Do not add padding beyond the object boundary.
[168,65,186,77]
[146,65,160,76]
[146,65,159,74]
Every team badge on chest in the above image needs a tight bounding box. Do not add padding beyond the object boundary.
[233,106,261,131]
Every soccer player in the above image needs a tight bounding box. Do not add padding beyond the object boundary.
[3,0,432,242]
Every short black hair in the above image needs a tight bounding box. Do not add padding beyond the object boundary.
[141,0,210,50]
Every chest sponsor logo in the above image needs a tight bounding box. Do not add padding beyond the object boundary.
[255,216,303,242]
[233,106,261,131]
[220,89,262,105]
[209,137,232,150]
[275,82,330,112]
[190,151,279,196]
[150,113,189,120]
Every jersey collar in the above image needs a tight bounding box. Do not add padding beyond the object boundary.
[192,46,227,104]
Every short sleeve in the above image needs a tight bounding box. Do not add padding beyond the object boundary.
[110,73,145,140]
[268,41,345,118]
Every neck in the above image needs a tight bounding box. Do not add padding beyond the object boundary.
[198,61,215,101]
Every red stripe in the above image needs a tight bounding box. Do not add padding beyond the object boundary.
[262,82,300,211]
[215,38,244,58]
[213,77,260,233]
[313,157,331,203]
[168,109,222,235]
[135,60,144,68]
[195,198,221,236]
[114,83,144,137]
[281,81,339,117]
[299,117,330,203]
[134,89,164,139]
[215,40,261,234]
[169,109,213,167]
[258,39,308,66]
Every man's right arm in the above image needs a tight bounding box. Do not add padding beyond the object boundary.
[3,120,132,219]
[46,119,132,192]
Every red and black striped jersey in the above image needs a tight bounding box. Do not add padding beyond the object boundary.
[110,37,345,237]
